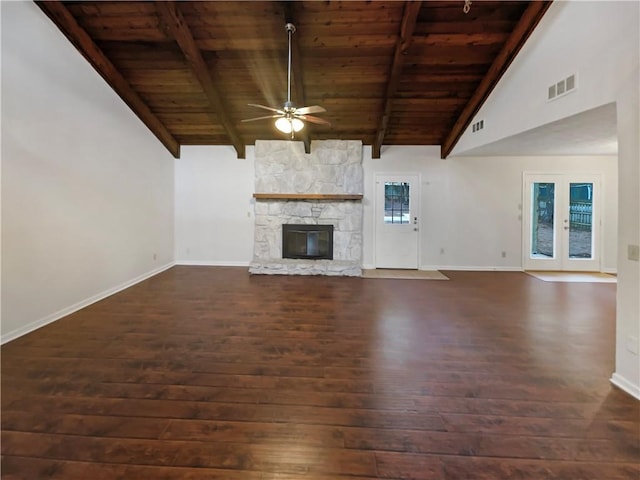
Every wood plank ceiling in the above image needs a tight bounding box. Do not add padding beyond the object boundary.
[36,1,552,159]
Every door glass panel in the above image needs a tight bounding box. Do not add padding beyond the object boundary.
[384,182,410,224]
[568,183,593,258]
[531,182,555,258]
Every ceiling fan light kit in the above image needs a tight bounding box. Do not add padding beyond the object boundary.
[241,23,330,139]
[275,116,304,134]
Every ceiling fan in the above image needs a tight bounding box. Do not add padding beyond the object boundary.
[241,23,330,138]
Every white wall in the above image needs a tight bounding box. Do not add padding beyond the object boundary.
[1,2,175,342]
[452,0,639,398]
[362,146,618,272]
[612,56,640,399]
[174,146,255,265]
[453,1,638,155]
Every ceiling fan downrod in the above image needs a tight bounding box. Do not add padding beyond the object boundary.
[284,23,295,112]
[241,22,329,137]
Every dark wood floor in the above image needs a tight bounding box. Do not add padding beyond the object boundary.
[2,267,638,479]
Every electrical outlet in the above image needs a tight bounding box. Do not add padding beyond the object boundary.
[628,244,640,261]
[626,336,639,355]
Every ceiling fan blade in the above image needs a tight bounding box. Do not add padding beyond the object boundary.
[241,114,283,123]
[248,103,285,114]
[295,105,326,115]
[298,114,331,126]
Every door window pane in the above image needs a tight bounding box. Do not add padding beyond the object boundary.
[568,183,593,258]
[384,182,410,224]
[531,182,554,258]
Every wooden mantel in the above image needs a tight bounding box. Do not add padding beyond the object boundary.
[253,193,363,200]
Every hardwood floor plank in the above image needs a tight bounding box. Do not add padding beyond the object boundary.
[2,266,636,479]
[576,437,640,463]
[0,456,263,480]
[412,395,602,419]
[1,456,128,480]
[160,419,346,448]
[440,413,589,437]
[345,428,482,456]
[1,355,326,381]
[344,427,584,461]
[2,366,376,395]
[261,474,381,480]
[440,456,640,480]
[1,411,169,440]
[1,377,419,412]
[3,394,446,430]
[375,451,445,479]
[578,419,640,462]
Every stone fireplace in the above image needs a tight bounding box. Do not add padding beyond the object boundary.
[249,140,363,276]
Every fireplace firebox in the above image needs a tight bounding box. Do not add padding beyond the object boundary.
[282,224,334,260]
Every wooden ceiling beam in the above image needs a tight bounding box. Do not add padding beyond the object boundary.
[155,1,245,159]
[283,2,311,154]
[372,1,422,159]
[35,1,181,158]
[441,1,553,159]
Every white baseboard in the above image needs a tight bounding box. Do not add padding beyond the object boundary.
[1,262,175,345]
[175,260,250,267]
[363,264,523,272]
[610,373,640,400]
[423,265,523,272]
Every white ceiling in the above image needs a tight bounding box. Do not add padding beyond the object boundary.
[455,103,618,157]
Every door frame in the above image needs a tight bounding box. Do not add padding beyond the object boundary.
[373,172,421,269]
[522,172,602,271]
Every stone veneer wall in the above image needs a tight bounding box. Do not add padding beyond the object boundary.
[249,140,363,276]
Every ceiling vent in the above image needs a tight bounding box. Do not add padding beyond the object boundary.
[548,74,577,101]
[472,119,484,133]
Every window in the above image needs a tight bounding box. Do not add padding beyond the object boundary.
[384,182,410,224]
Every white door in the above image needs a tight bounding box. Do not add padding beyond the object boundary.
[523,173,601,271]
[375,174,420,269]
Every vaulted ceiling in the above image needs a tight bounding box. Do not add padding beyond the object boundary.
[37,1,552,159]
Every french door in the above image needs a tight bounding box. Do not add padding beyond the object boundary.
[523,173,601,271]
[374,173,420,269]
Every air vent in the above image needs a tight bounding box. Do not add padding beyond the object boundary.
[566,74,576,91]
[548,74,577,101]
[472,119,484,133]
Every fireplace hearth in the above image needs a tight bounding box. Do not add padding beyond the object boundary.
[282,224,333,260]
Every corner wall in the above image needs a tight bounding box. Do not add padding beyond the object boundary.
[1,2,175,342]
[611,59,640,398]
[174,145,255,266]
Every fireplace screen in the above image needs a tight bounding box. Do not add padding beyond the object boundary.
[282,224,334,260]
